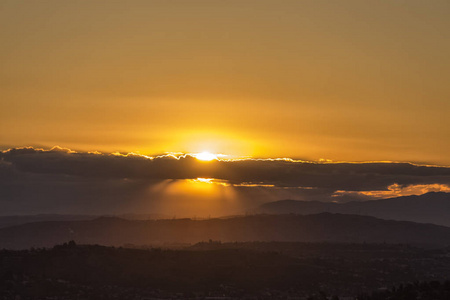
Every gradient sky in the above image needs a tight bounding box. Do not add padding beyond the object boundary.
[1,0,450,164]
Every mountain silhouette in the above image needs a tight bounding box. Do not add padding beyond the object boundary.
[0,213,169,229]
[258,192,450,226]
[1,213,450,249]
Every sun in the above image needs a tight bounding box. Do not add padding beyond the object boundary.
[194,151,218,161]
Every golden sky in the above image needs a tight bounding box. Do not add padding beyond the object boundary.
[1,0,449,164]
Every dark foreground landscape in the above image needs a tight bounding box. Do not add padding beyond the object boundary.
[2,241,450,299]
[1,212,450,299]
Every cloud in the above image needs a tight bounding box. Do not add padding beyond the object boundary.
[334,183,450,199]
[1,146,450,215]
[2,146,450,191]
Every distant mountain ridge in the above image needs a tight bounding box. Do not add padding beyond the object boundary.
[1,213,450,249]
[258,192,450,226]
[0,213,169,229]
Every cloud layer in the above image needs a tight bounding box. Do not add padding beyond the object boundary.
[1,147,450,216]
[2,147,450,189]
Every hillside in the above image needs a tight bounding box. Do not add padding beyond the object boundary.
[0,213,169,229]
[258,192,450,226]
[1,213,450,249]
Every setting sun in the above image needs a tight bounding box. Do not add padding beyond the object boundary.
[194,151,218,161]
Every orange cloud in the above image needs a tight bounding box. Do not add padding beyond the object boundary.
[334,183,450,199]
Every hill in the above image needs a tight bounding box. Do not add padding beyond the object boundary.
[258,192,450,226]
[0,213,169,229]
[1,213,450,249]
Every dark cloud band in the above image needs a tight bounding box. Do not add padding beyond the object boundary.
[2,147,450,192]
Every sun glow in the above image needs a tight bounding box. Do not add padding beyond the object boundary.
[194,151,218,161]
[194,178,214,183]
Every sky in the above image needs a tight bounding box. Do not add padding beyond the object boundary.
[1,1,449,216]
[1,0,449,164]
